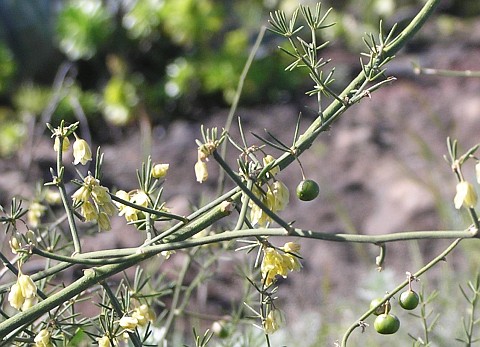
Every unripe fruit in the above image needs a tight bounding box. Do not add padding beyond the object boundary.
[399,290,419,310]
[374,313,400,335]
[296,179,319,201]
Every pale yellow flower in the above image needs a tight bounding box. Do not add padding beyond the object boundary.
[263,309,285,334]
[81,201,98,222]
[119,316,139,331]
[267,181,289,211]
[18,273,37,299]
[54,136,70,152]
[261,245,302,286]
[476,162,480,185]
[34,329,52,347]
[130,190,149,207]
[132,304,155,326]
[454,181,477,209]
[97,212,112,232]
[282,242,301,254]
[263,155,279,176]
[8,283,24,310]
[8,273,37,311]
[73,138,92,165]
[27,202,46,228]
[44,189,62,205]
[72,185,90,204]
[152,163,169,179]
[195,160,208,183]
[9,232,22,254]
[250,202,271,227]
[97,335,112,347]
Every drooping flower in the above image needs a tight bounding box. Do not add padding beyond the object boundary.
[130,190,149,207]
[34,329,53,347]
[260,245,302,286]
[97,212,112,232]
[152,163,169,179]
[263,309,285,334]
[8,273,37,311]
[8,283,24,310]
[454,181,477,209]
[81,201,98,222]
[195,160,208,183]
[267,181,289,211]
[73,138,92,165]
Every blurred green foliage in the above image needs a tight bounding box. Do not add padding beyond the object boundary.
[0,0,478,156]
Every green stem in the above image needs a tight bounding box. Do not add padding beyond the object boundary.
[56,137,82,254]
[341,238,462,347]
[158,251,191,344]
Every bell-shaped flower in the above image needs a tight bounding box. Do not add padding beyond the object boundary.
[18,273,37,299]
[81,201,98,222]
[97,212,112,232]
[73,138,92,165]
[263,309,285,335]
[454,181,477,209]
[8,283,24,310]
[195,160,208,183]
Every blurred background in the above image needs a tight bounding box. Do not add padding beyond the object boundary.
[1,0,480,345]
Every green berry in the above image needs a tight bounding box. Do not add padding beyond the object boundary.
[399,290,419,310]
[296,179,319,201]
[374,313,400,335]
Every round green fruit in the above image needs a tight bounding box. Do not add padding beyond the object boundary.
[296,179,319,201]
[374,313,400,335]
[399,290,419,310]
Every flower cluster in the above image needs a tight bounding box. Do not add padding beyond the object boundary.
[72,175,116,231]
[8,272,37,311]
[119,304,155,331]
[261,242,302,287]
[250,180,289,227]
[114,190,149,223]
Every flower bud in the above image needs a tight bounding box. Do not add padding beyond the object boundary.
[73,138,93,165]
[152,164,169,179]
